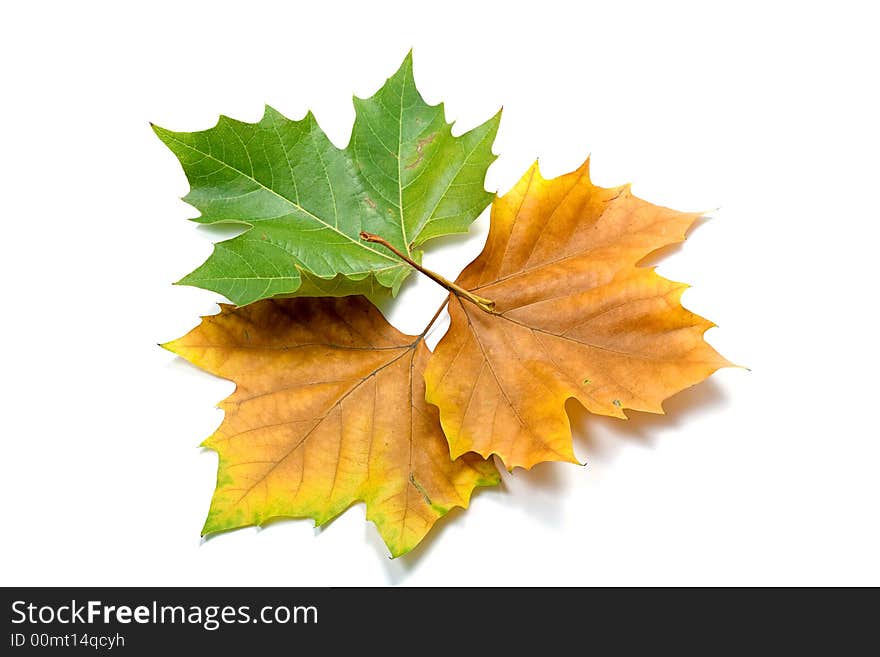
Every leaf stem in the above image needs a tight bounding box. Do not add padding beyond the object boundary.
[419,299,449,339]
[359,232,496,314]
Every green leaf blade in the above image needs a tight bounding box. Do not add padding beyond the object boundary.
[154,53,500,304]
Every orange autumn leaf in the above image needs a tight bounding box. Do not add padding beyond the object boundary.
[424,159,732,470]
[164,297,499,557]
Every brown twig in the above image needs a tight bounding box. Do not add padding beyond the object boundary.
[360,231,496,314]
[419,299,449,339]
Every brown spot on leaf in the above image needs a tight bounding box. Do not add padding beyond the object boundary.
[405,133,437,170]
[409,473,432,506]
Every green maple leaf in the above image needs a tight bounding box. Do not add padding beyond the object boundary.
[153,53,500,305]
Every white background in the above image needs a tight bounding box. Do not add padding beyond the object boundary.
[2,0,878,586]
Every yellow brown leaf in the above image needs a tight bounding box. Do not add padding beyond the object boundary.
[424,159,732,470]
[165,296,499,557]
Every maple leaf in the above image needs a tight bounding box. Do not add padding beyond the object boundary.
[163,296,499,557]
[153,53,500,305]
[423,159,732,470]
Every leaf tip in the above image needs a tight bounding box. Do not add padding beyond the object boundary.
[149,122,169,139]
[388,542,414,559]
[389,49,415,82]
[577,154,592,177]
[529,158,545,182]
[158,340,177,354]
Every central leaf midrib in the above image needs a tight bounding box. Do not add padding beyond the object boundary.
[397,61,408,249]
[164,134,399,264]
